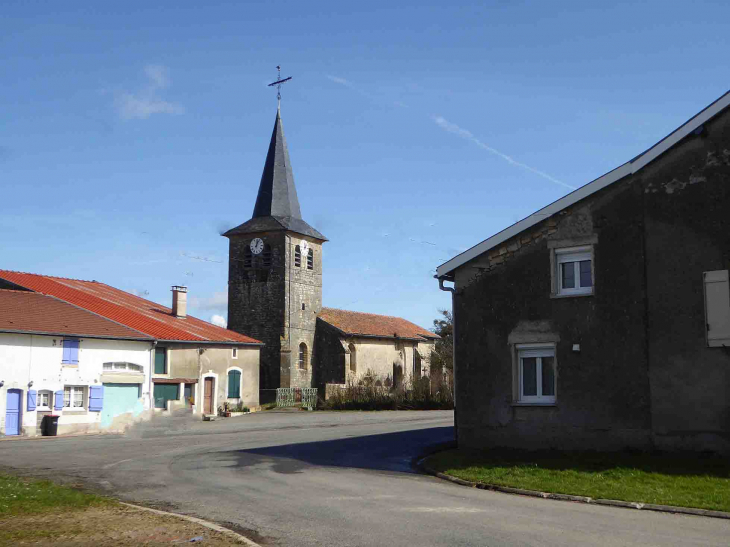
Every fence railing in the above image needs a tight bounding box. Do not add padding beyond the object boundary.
[276,387,318,410]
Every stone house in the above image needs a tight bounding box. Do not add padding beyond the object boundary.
[314,308,439,394]
[0,271,262,423]
[224,107,437,402]
[436,91,730,453]
[0,288,153,436]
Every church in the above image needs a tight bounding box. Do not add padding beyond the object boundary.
[223,107,438,400]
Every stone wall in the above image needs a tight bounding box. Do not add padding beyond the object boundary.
[227,230,287,396]
[451,106,730,453]
[227,230,323,399]
[313,322,435,392]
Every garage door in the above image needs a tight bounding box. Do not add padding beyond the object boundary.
[101,383,142,429]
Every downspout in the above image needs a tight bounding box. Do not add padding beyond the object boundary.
[149,340,157,410]
[438,276,457,446]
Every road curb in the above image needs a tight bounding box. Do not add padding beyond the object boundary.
[119,502,263,546]
[416,458,730,521]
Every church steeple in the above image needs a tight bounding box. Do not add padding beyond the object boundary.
[223,108,326,241]
[252,108,302,219]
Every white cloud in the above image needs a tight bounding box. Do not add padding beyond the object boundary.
[115,64,184,120]
[432,116,575,190]
[189,291,228,311]
[210,314,227,328]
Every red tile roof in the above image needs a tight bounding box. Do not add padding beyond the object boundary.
[0,289,152,339]
[318,307,439,341]
[0,270,261,345]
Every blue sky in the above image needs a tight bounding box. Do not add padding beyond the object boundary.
[2,1,729,330]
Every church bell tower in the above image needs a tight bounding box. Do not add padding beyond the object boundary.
[224,107,327,399]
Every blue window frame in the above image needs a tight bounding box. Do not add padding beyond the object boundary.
[62,339,80,364]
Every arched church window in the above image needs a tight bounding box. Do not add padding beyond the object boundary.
[243,247,252,269]
[307,249,314,270]
[262,244,272,268]
[294,245,302,267]
[298,342,308,370]
[348,343,356,374]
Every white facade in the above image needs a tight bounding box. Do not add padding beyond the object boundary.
[0,332,153,436]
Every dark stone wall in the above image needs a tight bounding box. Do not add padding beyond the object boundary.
[640,112,730,452]
[227,230,324,398]
[313,318,346,392]
[227,231,287,395]
[453,106,730,453]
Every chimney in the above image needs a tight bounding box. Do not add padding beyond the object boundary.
[172,286,187,318]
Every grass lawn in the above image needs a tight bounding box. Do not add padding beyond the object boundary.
[0,474,240,545]
[425,448,730,512]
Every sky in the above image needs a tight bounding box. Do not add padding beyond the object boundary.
[2,1,729,331]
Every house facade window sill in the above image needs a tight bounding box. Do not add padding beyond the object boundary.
[511,402,557,407]
[550,292,593,299]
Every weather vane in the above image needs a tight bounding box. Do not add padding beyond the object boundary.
[268,65,292,108]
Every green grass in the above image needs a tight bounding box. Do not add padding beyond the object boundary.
[425,448,730,512]
[0,473,112,516]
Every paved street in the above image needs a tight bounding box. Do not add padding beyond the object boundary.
[0,410,727,546]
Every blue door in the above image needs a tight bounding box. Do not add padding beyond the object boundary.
[5,389,21,436]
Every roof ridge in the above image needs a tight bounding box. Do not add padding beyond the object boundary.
[0,269,97,284]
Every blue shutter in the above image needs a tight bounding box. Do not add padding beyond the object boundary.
[54,390,64,410]
[69,340,79,364]
[89,385,104,411]
[27,389,37,411]
[62,341,71,363]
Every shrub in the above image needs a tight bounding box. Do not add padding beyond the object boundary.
[322,370,453,411]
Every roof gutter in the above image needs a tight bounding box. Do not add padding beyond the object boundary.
[154,339,264,347]
[0,328,153,342]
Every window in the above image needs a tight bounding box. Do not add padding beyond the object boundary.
[294,245,302,267]
[517,346,556,404]
[555,247,592,296]
[243,247,252,268]
[348,343,356,374]
[232,348,238,359]
[298,343,308,370]
[37,390,53,410]
[62,339,80,364]
[262,244,272,268]
[704,270,730,347]
[227,369,241,398]
[154,347,167,374]
[307,249,314,270]
[103,362,142,372]
[63,386,85,410]
[153,383,179,409]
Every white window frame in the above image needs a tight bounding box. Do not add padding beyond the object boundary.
[555,246,593,296]
[37,390,53,411]
[63,386,86,411]
[232,348,238,359]
[517,345,556,404]
[103,362,143,373]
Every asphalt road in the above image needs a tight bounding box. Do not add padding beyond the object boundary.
[0,410,727,546]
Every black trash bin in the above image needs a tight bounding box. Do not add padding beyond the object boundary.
[42,415,60,437]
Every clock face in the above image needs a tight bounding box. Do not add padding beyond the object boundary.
[300,240,310,256]
[250,238,264,255]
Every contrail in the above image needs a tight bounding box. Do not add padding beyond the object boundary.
[327,74,574,190]
[431,116,576,190]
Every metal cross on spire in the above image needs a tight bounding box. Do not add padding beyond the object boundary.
[268,65,292,109]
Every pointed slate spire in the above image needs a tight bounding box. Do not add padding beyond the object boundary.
[252,108,302,219]
[223,108,327,241]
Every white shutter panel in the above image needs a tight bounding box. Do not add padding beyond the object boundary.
[704,270,730,347]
